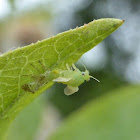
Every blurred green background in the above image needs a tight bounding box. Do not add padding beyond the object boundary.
[0,0,140,139]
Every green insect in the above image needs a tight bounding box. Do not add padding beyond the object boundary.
[22,63,100,95]
[52,63,100,95]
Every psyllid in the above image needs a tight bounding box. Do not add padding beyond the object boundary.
[52,64,100,95]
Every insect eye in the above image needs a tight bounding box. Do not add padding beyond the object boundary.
[82,72,85,76]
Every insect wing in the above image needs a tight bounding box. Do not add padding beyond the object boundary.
[53,77,71,82]
[64,85,79,95]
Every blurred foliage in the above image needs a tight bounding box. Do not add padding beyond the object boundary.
[49,85,140,140]
[0,0,53,53]
[8,0,15,10]
[7,94,45,140]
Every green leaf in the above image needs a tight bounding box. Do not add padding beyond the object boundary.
[0,18,124,139]
[7,94,45,140]
[49,85,140,140]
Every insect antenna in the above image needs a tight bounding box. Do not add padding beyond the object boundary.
[90,76,100,82]
[79,60,87,71]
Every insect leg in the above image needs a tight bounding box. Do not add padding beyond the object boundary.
[31,63,41,74]
[66,63,71,71]
[22,83,36,93]
[38,60,46,72]
[72,64,79,71]
[31,60,48,74]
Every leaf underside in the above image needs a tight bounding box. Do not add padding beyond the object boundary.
[0,18,124,139]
